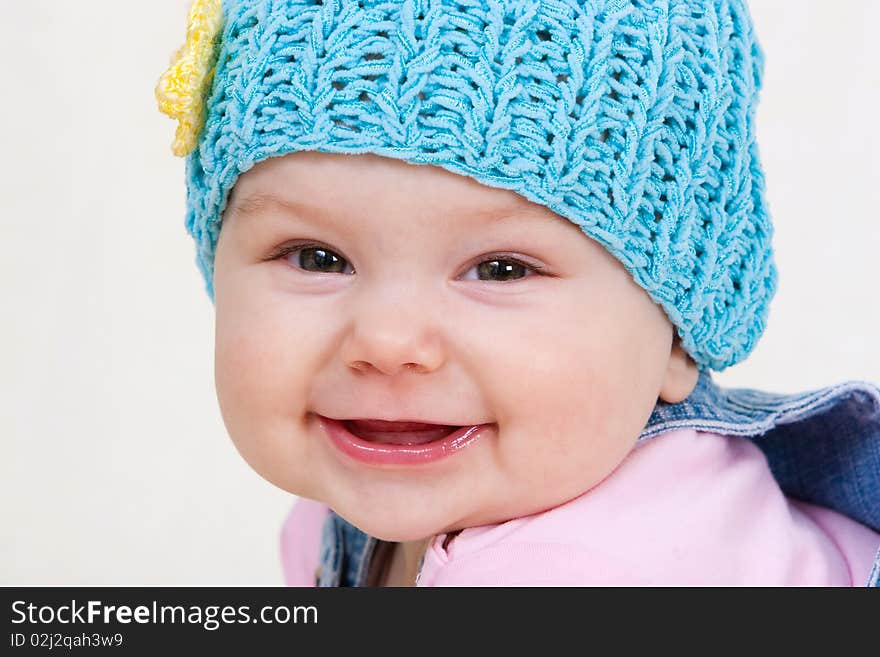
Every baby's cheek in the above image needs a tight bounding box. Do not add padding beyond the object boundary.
[549,368,646,478]
[215,328,263,415]
[214,319,318,487]
[214,323,288,448]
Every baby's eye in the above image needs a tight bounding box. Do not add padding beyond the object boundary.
[459,256,543,282]
[275,243,354,275]
[272,243,543,281]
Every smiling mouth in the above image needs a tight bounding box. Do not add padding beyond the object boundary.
[342,419,463,445]
[320,416,491,465]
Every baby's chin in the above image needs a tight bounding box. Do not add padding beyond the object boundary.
[328,494,560,544]
[330,503,468,544]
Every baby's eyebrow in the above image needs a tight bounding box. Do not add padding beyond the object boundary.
[226,190,555,228]
[226,192,326,224]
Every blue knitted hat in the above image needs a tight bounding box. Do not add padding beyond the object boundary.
[157,0,777,372]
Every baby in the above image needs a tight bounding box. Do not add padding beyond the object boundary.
[156,0,880,586]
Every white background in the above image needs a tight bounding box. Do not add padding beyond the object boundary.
[2,1,878,584]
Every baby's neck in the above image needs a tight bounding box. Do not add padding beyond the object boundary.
[382,538,432,587]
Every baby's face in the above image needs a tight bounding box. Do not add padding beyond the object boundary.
[213,151,695,542]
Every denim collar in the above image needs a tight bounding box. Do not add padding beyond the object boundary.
[318,370,880,587]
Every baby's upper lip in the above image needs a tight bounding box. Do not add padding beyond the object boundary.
[320,414,477,428]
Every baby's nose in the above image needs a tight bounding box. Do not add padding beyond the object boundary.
[341,320,445,377]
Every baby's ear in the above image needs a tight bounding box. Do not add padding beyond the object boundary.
[658,333,699,404]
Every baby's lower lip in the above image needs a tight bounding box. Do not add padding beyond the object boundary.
[319,416,491,466]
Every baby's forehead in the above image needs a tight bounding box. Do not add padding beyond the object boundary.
[228,151,567,228]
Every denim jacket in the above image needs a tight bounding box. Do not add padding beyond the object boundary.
[316,370,880,587]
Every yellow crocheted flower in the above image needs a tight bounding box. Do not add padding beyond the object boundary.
[155,0,224,157]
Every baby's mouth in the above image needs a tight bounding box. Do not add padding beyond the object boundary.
[342,419,463,446]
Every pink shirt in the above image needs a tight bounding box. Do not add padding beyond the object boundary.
[281,428,880,586]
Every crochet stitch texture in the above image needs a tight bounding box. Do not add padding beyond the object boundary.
[173,0,778,372]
